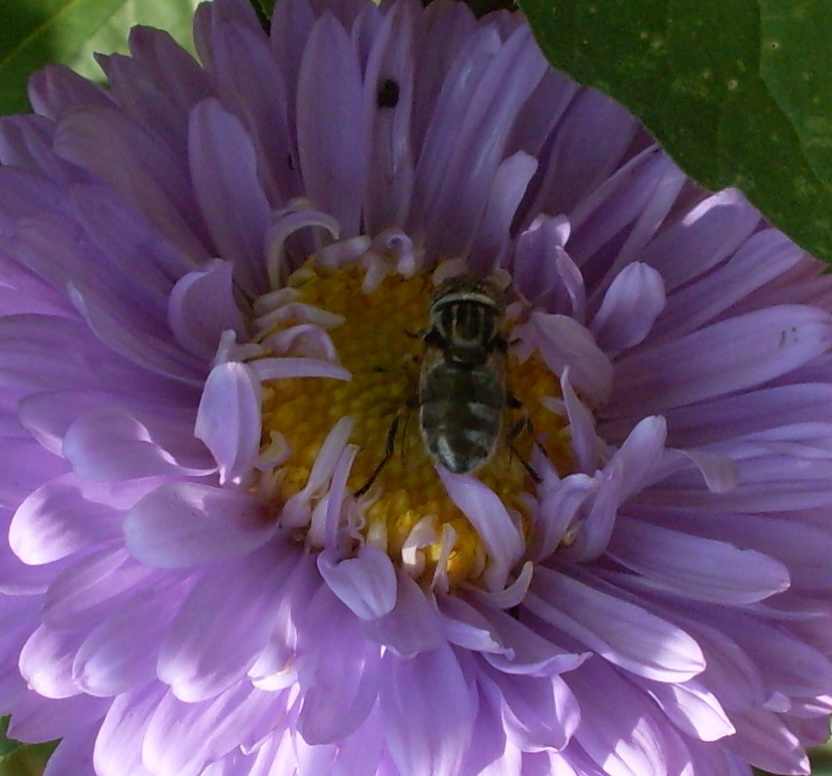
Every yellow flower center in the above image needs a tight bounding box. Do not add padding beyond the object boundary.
[258,263,571,587]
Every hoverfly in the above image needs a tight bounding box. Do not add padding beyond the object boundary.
[355,273,538,497]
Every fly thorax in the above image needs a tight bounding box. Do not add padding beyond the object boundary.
[434,301,501,356]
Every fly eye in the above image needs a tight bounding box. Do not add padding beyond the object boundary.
[376,78,400,109]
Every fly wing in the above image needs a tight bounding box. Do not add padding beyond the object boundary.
[419,357,505,474]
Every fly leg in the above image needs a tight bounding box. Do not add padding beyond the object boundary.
[398,395,421,469]
[505,392,542,483]
[356,348,421,498]
[354,395,419,498]
[354,412,401,498]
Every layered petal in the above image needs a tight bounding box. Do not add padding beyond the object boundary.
[123,482,275,567]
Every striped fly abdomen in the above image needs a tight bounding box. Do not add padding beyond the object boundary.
[419,361,504,473]
[419,275,508,476]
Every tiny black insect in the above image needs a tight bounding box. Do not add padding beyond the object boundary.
[376,78,400,109]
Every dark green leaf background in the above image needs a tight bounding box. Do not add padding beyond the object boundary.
[0,0,199,115]
[518,0,832,261]
[0,0,830,773]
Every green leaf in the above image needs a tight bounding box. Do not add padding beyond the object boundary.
[249,0,276,22]
[807,741,832,776]
[0,0,201,117]
[0,718,57,775]
[0,717,22,761]
[759,3,832,191]
[517,0,832,262]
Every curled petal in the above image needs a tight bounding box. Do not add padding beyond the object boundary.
[439,470,524,593]
[195,361,262,485]
[317,545,397,620]
[560,368,600,473]
[558,416,666,563]
[532,472,595,560]
[511,214,571,310]
[437,595,503,654]
[591,262,666,352]
[613,415,668,503]
[262,324,338,361]
[658,447,738,494]
[281,416,354,528]
[482,607,590,677]
[520,312,613,407]
[552,247,586,322]
[264,206,341,288]
[168,260,248,360]
[248,357,350,382]
[363,571,443,656]
[471,561,534,611]
[64,405,214,481]
[470,151,538,270]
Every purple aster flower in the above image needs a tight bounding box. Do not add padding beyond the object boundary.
[1,0,831,774]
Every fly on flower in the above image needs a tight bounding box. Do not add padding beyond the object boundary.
[355,271,540,497]
[420,273,513,475]
[3,0,832,774]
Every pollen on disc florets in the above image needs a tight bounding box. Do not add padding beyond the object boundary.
[257,260,571,587]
